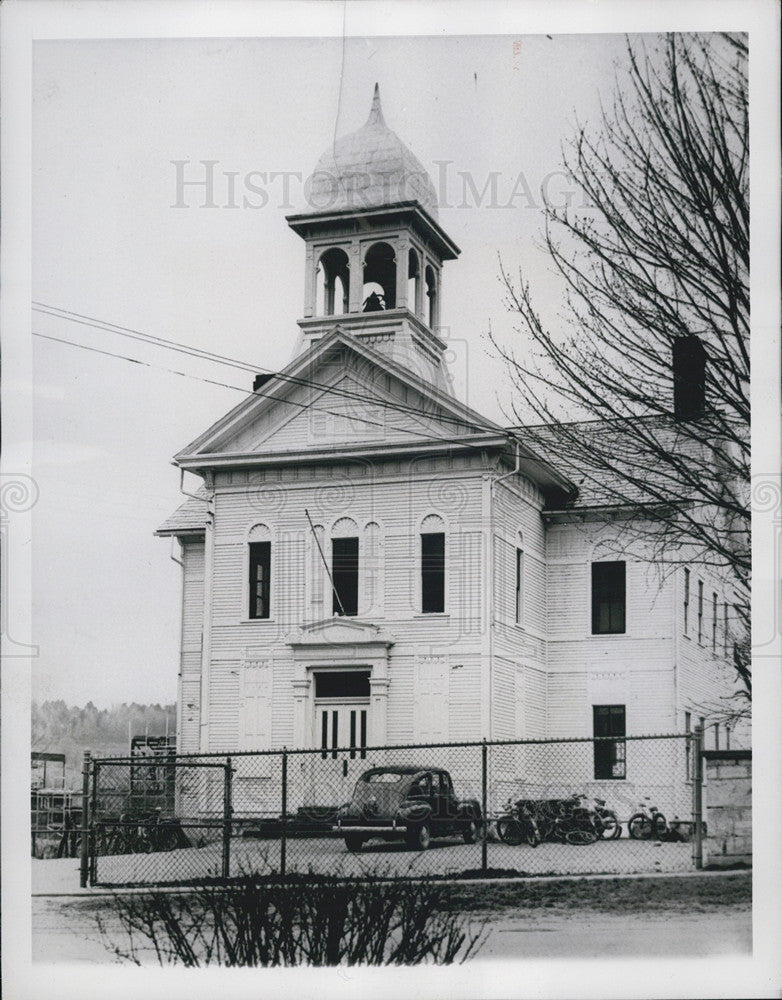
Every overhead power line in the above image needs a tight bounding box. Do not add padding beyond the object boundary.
[33,329,512,458]
[32,301,497,437]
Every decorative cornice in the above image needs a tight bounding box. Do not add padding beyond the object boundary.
[286,617,395,648]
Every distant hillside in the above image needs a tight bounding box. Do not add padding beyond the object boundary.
[32,700,176,788]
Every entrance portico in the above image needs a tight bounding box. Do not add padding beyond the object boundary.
[287,618,394,751]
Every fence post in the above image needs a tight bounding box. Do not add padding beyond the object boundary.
[79,751,91,888]
[222,757,232,881]
[692,724,704,870]
[280,749,287,879]
[481,740,488,873]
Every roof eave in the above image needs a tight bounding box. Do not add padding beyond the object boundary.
[285,202,460,260]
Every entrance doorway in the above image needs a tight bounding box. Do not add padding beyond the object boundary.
[312,670,370,804]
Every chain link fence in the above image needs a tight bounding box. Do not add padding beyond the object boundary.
[85,733,703,887]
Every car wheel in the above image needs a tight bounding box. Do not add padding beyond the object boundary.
[462,820,478,844]
[406,823,431,851]
[344,834,364,853]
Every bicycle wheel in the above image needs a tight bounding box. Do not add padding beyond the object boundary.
[628,813,652,839]
[565,828,598,846]
[599,811,620,839]
[652,812,668,839]
[524,820,541,848]
[496,818,524,846]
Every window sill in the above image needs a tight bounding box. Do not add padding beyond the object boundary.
[240,618,276,625]
[413,612,450,619]
[589,632,627,638]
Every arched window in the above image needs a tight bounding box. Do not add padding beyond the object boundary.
[425,264,438,328]
[362,242,396,311]
[420,513,445,614]
[248,524,271,620]
[316,247,350,316]
[331,517,359,616]
[407,248,421,317]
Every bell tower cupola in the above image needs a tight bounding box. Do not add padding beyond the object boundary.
[286,84,460,393]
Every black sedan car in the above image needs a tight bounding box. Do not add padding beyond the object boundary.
[335,765,482,851]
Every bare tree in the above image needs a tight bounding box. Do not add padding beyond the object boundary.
[493,33,750,699]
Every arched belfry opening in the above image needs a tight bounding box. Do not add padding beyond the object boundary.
[316,247,350,317]
[408,248,422,318]
[362,242,396,311]
[425,264,438,329]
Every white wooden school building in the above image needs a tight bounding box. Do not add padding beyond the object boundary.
[157,87,738,812]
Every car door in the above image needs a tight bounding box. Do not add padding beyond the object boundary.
[430,771,452,834]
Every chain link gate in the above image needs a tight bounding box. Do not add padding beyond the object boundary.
[83,730,705,887]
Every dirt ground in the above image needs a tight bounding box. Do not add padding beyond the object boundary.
[77,832,695,887]
[31,870,751,965]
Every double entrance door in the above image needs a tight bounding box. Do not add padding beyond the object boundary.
[312,669,371,804]
[318,703,368,764]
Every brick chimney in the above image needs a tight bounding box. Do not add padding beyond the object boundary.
[673,336,706,422]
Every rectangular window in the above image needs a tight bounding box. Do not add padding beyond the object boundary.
[248,541,271,619]
[332,537,359,616]
[712,592,718,651]
[515,548,524,625]
[697,580,704,643]
[421,532,445,613]
[593,705,626,779]
[683,568,690,634]
[591,562,626,634]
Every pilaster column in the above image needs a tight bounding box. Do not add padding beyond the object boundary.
[304,245,315,317]
[348,241,362,313]
[369,674,390,745]
[292,677,312,750]
[395,235,409,310]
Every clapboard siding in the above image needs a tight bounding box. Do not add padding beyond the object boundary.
[207,661,241,751]
[178,541,205,752]
[180,541,204,669]
[179,678,201,753]
[546,672,589,738]
[522,665,547,739]
[226,369,469,456]
[448,657,482,741]
[386,655,415,743]
[492,656,516,740]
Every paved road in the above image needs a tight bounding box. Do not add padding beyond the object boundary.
[31,889,751,966]
[477,909,751,960]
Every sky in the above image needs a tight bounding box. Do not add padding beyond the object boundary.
[27,27,737,709]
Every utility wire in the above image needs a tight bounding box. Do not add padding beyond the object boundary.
[32,301,497,437]
[33,330,512,457]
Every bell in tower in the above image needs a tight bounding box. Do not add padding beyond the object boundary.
[286,84,460,394]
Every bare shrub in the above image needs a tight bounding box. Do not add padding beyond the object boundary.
[97,874,487,966]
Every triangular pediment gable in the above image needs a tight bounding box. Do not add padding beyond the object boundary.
[175,328,499,462]
[287,617,394,648]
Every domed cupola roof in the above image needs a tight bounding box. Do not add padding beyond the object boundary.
[310,84,439,220]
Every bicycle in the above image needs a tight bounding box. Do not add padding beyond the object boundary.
[628,797,668,840]
[496,798,541,847]
[591,796,622,839]
[532,797,599,846]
